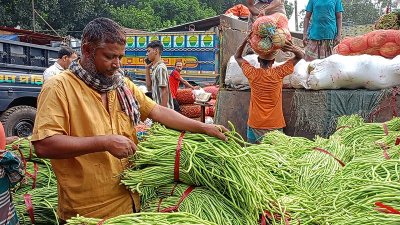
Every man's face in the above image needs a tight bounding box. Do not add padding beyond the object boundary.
[175,62,183,72]
[146,47,158,62]
[66,53,78,68]
[91,42,125,77]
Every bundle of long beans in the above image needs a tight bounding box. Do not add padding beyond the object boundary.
[14,186,59,225]
[15,159,57,194]
[6,137,41,162]
[66,212,218,225]
[122,123,277,221]
[141,183,252,225]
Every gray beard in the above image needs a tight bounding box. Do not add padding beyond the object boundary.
[84,57,120,87]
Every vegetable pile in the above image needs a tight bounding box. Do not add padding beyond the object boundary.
[8,115,400,225]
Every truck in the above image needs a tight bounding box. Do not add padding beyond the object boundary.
[0,27,222,137]
[0,39,59,137]
[122,31,220,86]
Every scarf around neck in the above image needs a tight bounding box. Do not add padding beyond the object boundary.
[69,60,141,126]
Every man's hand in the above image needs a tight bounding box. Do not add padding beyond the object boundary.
[334,35,341,45]
[204,124,228,141]
[303,35,308,47]
[282,40,304,65]
[102,135,137,159]
[234,32,252,67]
[145,59,154,70]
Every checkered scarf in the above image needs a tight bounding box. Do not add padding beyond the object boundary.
[69,60,141,126]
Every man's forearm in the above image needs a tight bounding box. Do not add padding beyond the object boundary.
[160,87,169,107]
[149,105,207,134]
[290,48,305,65]
[303,18,310,37]
[145,69,152,91]
[336,14,343,39]
[32,135,105,159]
[234,39,247,60]
[182,80,194,89]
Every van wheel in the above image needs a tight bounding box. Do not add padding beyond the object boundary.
[0,106,36,137]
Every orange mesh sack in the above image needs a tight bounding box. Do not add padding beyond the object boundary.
[395,31,400,45]
[176,89,195,104]
[380,42,400,58]
[337,30,400,58]
[180,104,201,118]
[367,31,389,47]
[349,36,368,52]
[250,13,291,56]
[225,4,250,18]
[203,86,219,99]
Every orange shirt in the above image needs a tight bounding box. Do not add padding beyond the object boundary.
[241,60,294,129]
[31,71,156,220]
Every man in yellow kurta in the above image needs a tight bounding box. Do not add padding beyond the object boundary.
[31,17,227,221]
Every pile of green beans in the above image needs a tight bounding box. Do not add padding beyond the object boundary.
[6,137,41,162]
[122,123,276,221]
[261,131,315,160]
[142,183,252,225]
[5,137,57,194]
[66,212,218,225]
[14,159,57,194]
[14,186,59,225]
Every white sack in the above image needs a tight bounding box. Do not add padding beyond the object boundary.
[305,54,400,90]
[284,59,310,89]
[225,54,260,90]
[225,54,286,90]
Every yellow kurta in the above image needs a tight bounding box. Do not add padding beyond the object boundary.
[31,71,156,220]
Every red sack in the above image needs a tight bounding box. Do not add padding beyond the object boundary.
[363,47,380,55]
[250,13,291,56]
[176,89,195,104]
[395,31,400,45]
[252,13,288,38]
[206,106,215,117]
[203,86,219,99]
[225,4,250,18]
[0,123,5,150]
[349,36,368,52]
[336,43,351,55]
[380,42,400,58]
[337,30,400,58]
[367,31,388,48]
[180,104,201,118]
[205,99,217,117]
[208,99,217,106]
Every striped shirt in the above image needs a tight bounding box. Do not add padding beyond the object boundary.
[151,61,174,109]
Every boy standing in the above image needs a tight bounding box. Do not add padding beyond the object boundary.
[145,41,174,109]
[235,34,304,143]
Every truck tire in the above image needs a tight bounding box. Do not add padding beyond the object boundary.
[0,106,36,137]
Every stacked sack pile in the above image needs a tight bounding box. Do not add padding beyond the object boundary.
[335,30,400,58]
[250,13,291,58]
[176,87,219,120]
[203,85,219,118]
[176,89,200,119]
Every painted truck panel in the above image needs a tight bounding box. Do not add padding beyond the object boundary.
[123,32,219,85]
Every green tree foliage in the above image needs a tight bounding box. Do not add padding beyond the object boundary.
[200,0,294,19]
[284,0,294,20]
[342,0,380,25]
[0,0,296,36]
[47,0,111,35]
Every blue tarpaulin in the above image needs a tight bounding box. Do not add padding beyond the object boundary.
[0,34,19,41]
